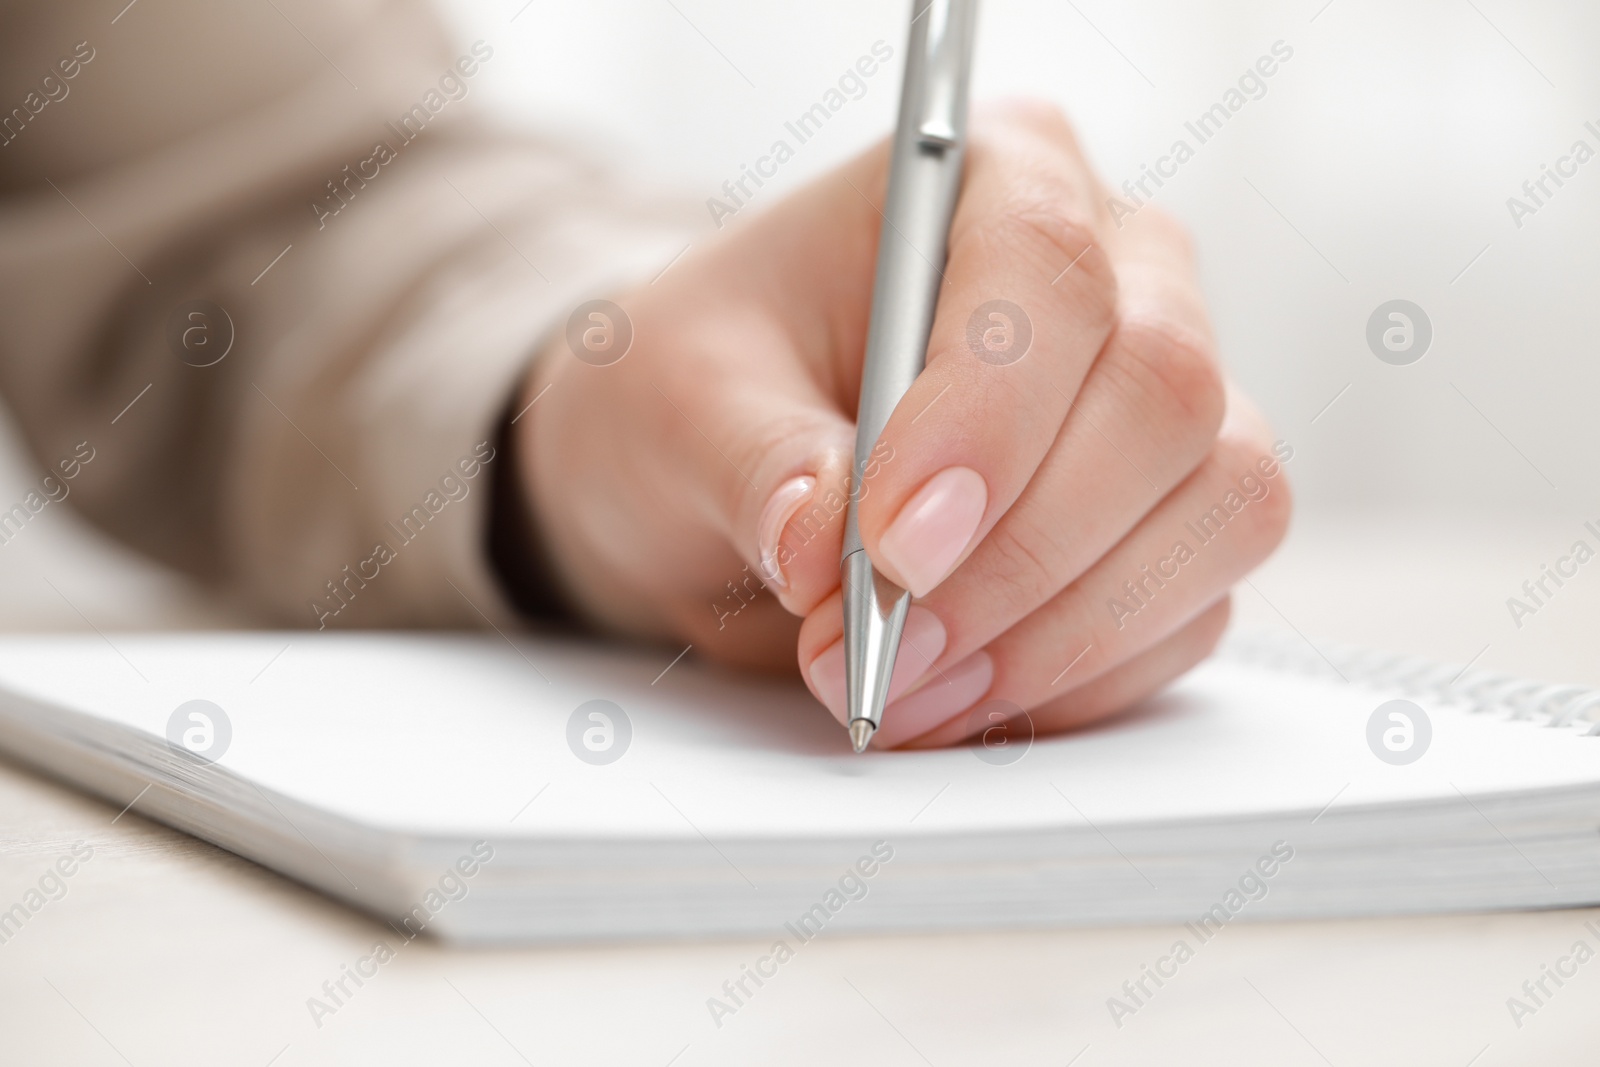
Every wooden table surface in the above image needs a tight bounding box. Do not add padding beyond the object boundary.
[2,505,1598,1064]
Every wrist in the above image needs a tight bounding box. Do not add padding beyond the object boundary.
[486,343,582,625]
[503,333,672,638]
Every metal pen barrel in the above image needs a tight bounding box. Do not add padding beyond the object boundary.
[842,0,977,750]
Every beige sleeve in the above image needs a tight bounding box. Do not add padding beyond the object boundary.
[0,0,691,628]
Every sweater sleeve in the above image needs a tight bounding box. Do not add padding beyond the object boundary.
[0,0,691,628]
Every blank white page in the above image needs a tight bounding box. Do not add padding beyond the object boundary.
[0,633,1596,841]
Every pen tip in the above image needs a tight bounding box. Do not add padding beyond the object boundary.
[849,719,875,753]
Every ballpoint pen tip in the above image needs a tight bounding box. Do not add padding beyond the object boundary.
[849,719,875,753]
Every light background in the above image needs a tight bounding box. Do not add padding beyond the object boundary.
[432,0,1600,510]
[3,0,1598,675]
[3,6,1600,1064]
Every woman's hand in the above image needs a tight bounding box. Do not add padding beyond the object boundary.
[516,101,1291,748]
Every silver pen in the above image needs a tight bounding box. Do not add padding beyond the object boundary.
[843,0,978,753]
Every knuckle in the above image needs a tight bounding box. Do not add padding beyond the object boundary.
[1191,595,1233,656]
[1210,429,1293,559]
[1253,470,1294,556]
[1138,204,1197,263]
[981,521,1066,607]
[984,97,1079,143]
[975,99,1094,174]
[993,206,1117,323]
[1110,317,1226,455]
[998,205,1095,265]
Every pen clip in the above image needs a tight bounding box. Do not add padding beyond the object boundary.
[915,0,964,150]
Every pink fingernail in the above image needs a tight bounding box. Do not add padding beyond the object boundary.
[756,475,817,589]
[877,467,988,597]
[807,606,948,725]
[870,650,995,749]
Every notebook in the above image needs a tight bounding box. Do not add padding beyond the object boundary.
[0,629,1597,943]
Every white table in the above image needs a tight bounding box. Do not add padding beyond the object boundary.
[2,507,1598,1064]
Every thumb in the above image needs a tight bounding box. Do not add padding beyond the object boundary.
[656,340,858,620]
[643,143,898,623]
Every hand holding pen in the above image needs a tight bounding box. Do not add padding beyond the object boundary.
[511,2,1290,750]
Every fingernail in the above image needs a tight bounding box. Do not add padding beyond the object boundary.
[870,650,995,749]
[806,606,948,725]
[878,467,988,597]
[756,475,817,589]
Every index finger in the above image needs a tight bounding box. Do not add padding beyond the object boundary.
[855,101,1119,599]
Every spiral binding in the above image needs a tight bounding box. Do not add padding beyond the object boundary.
[1219,630,1600,736]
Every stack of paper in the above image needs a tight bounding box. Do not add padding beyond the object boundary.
[0,631,1596,942]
